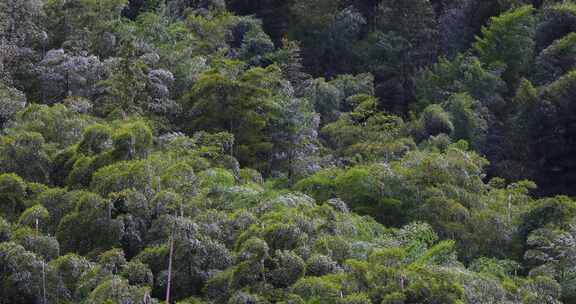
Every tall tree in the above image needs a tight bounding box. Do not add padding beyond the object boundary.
[474,5,535,89]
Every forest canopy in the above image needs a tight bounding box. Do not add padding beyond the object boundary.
[1,0,576,303]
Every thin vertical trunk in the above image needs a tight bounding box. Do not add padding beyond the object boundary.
[111,265,118,301]
[165,237,174,303]
[507,192,512,223]
[42,261,46,304]
[165,218,176,304]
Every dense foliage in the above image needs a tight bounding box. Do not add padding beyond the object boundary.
[1,0,576,303]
